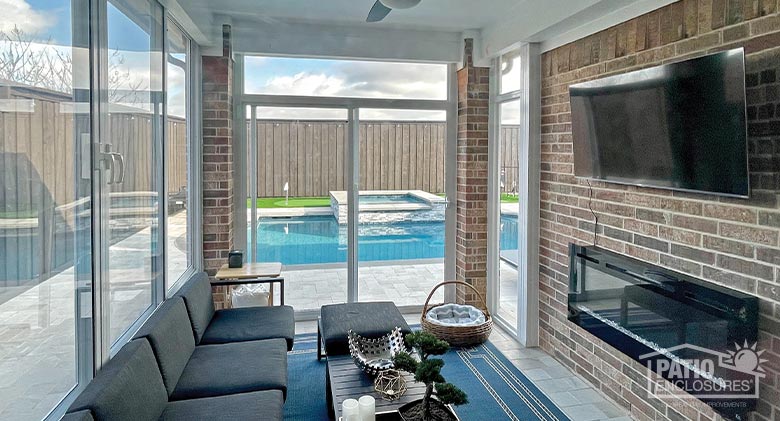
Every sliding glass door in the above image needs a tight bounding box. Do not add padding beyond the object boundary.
[0,1,194,417]
[101,0,164,345]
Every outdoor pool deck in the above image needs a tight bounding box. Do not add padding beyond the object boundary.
[279,259,518,313]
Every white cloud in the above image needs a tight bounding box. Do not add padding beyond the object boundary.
[0,0,56,34]
[262,73,349,97]
[247,57,448,120]
[258,68,448,101]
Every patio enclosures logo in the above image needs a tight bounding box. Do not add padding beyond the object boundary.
[640,342,766,404]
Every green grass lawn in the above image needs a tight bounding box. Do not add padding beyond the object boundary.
[248,197,332,209]
[439,192,518,203]
[0,210,38,219]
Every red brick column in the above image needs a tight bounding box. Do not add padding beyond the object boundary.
[455,39,490,305]
[202,26,234,308]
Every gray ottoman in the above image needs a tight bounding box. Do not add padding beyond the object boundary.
[317,301,411,360]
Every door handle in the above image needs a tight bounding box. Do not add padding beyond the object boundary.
[96,144,116,185]
[110,152,125,184]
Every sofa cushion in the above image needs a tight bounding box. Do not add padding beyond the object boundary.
[200,305,295,350]
[175,272,215,344]
[320,301,411,356]
[61,410,94,421]
[170,338,288,401]
[68,339,167,421]
[160,390,284,421]
[132,297,196,396]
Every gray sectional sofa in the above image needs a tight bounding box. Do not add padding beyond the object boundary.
[62,272,295,421]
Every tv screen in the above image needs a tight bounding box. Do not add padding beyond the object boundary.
[570,48,749,197]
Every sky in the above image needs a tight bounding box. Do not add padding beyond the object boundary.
[245,56,448,121]
[2,0,522,124]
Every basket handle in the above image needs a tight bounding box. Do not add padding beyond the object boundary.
[421,281,491,319]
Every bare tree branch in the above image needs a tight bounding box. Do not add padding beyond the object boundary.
[0,26,148,104]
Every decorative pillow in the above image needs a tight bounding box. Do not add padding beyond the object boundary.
[425,303,486,327]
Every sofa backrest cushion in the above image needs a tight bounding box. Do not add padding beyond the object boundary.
[132,297,196,396]
[175,271,215,343]
[68,339,167,421]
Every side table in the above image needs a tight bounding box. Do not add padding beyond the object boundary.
[213,262,285,306]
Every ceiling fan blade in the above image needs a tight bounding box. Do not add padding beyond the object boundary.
[366,0,392,22]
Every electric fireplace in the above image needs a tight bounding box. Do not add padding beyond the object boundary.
[568,244,759,418]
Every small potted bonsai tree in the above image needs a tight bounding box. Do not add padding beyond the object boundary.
[392,331,468,421]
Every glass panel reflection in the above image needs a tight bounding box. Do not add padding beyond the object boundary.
[106,0,163,344]
[0,1,91,418]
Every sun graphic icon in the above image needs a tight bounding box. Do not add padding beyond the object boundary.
[723,341,767,376]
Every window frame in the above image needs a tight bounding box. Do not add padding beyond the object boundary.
[164,17,201,296]
[236,55,457,320]
[487,45,541,347]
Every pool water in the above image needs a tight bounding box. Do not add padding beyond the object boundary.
[358,194,425,205]
[253,215,519,265]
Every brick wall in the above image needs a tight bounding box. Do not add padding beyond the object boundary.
[202,25,235,309]
[540,2,780,420]
[456,39,490,305]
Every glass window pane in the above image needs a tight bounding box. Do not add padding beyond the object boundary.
[106,0,163,344]
[357,109,446,306]
[500,51,522,94]
[249,107,349,311]
[497,100,521,327]
[166,21,190,288]
[245,56,447,100]
[0,1,91,418]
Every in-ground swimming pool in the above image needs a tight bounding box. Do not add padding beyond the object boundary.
[252,215,519,265]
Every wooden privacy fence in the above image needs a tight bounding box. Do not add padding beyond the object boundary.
[251,120,521,197]
[0,83,188,284]
[0,85,188,208]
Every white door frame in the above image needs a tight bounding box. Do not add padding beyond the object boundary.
[487,43,541,347]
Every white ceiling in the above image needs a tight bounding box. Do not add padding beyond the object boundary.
[177,0,524,32]
[172,0,675,62]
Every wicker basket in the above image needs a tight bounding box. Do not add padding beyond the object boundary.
[420,281,493,347]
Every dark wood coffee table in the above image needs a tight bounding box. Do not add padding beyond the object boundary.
[327,355,426,420]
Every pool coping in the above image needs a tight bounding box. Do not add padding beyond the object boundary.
[252,207,334,220]
[282,257,445,271]
[329,189,445,212]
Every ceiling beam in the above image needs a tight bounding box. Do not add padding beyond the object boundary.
[202,18,463,63]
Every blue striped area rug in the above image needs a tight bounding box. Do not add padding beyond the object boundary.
[285,332,570,421]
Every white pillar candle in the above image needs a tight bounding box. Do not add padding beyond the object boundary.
[342,398,359,421]
[358,395,375,421]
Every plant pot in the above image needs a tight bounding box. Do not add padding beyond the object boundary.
[397,398,459,421]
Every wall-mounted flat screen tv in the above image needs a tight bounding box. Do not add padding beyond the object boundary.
[570,48,749,197]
